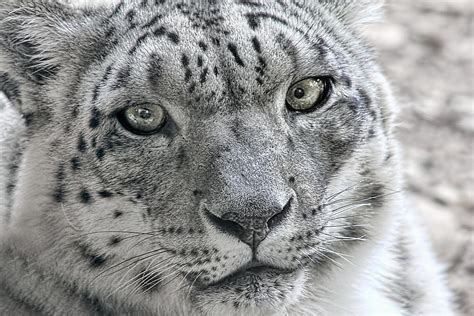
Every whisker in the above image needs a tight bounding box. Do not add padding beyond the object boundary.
[89,248,168,284]
[61,203,82,231]
[185,271,204,300]
[326,213,374,222]
[325,181,367,202]
[328,203,372,217]
[168,260,201,293]
[319,231,367,241]
[320,247,354,266]
[323,190,402,208]
[126,255,182,296]
[76,230,157,237]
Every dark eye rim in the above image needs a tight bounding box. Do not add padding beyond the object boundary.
[286,76,333,113]
[116,103,167,136]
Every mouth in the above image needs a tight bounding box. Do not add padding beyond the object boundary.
[189,261,304,310]
[198,261,297,289]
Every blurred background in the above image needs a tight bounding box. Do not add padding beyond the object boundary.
[366,0,473,314]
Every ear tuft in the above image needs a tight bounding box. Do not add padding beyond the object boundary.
[319,0,386,27]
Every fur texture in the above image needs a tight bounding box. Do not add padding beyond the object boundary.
[0,0,454,315]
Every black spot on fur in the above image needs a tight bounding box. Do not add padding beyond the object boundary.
[79,189,92,204]
[227,43,245,67]
[89,108,101,129]
[245,12,288,30]
[112,66,131,90]
[200,67,209,84]
[95,148,105,160]
[211,37,220,46]
[142,14,162,29]
[188,82,196,94]
[181,54,190,67]
[76,242,107,267]
[167,32,180,44]
[98,190,113,198]
[108,1,124,19]
[71,157,80,171]
[114,210,123,218]
[251,36,262,53]
[368,128,376,138]
[148,53,162,86]
[129,32,151,55]
[237,0,264,7]
[53,164,66,203]
[153,26,167,36]
[184,69,192,83]
[256,56,266,76]
[340,75,352,88]
[104,26,116,38]
[78,134,87,153]
[198,41,208,51]
[109,236,122,246]
[126,10,137,29]
[92,84,100,103]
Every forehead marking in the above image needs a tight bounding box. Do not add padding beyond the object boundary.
[245,12,288,30]
[89,108,101,129]
[129,32,151,55]
[53,164,65,203]
[227,43,245,67]
[79,189,92,204]
[125,9,137,30]
[78,134,87,153]
[142,14,162,29]
[112,66,131,90]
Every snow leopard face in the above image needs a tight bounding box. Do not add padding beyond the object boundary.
[0,0,396,314]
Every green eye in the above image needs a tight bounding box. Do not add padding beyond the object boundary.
[286,78,330,111]
[118,103,165,135]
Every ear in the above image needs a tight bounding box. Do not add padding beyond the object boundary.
[319,0,386,26]
[0,0,97,116]
[0,0,82,83]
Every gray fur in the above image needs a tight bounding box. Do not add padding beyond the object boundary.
[0,0,454,315]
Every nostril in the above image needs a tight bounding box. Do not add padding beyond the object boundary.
[204,208,244,238]
[267,197,293,230]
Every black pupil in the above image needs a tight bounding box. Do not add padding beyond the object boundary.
[138,108,152,120]
[294,88,305,99]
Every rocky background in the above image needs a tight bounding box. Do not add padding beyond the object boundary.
[365,0,473,314]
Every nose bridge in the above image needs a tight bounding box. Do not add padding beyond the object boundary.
[193,113,292,248]
[203,114,286,217]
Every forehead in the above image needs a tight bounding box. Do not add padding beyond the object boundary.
[91,0,343,112]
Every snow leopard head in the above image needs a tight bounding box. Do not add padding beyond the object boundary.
[0,0,397,314]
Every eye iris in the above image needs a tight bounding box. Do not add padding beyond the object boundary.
[294,88,305,99]
[118,103,165,135]
[286,77,330,111]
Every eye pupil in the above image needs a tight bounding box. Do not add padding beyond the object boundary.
[138,108,152,119]
[294,88,305,99]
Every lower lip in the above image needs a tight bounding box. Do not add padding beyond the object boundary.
[204,265,296,288]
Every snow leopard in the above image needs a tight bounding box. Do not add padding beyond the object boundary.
[0,0,455,315]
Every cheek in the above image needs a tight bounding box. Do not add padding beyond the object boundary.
[74,196,147,231]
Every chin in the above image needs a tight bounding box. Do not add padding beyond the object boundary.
[190,266,307,315]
